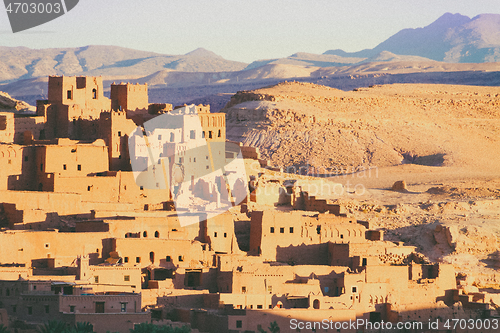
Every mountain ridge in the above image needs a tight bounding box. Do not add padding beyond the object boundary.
[324,12,500,63]
[0,45,247,84]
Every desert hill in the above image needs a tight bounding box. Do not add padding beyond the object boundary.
[0,45,247,83]
[222,82,500,176]
[325,13,500,63]
[4,59,500,109]
[244,52,365,70]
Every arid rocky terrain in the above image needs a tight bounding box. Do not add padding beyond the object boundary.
[223,82,500,172]
[224,81,500,290]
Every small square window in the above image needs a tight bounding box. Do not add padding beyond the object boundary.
[69,305,75,313]
[270,227,274,233]
[136,257,141,263]
[166,256,171,262]
[236,320,242,328]
[45,305,49,313]
[178,255,184,262]
[77,164,82,171]
[27,306,32,315]
[124,257,129,263]
[24,156,28,162]
[290,227,294,233]
[280,227,284,233]
[94,276,99,283]
[124,275,130,282]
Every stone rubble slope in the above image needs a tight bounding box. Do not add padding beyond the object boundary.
[222,81,500,174]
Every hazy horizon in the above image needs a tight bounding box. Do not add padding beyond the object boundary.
[0,0,499,63]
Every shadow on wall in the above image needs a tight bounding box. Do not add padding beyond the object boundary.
[276,243,329,266]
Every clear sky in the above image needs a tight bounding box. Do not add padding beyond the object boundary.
[0,0,499,63]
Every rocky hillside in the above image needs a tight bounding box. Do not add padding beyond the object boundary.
[222,82,500,174]
[0,91,35,112]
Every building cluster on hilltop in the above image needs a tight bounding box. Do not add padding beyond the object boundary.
[0,77,497,333]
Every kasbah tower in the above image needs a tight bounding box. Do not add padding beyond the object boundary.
[0,76,495,333]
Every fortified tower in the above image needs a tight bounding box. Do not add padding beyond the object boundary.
[36,76,111,139]
[110,82,148,113]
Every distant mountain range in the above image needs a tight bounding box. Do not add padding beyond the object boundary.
[1,12,499,86]
[1,12,499,109]
[0,45,247,83]
[324,13,500,63]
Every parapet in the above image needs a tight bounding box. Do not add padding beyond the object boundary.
[148,103,173,115]
[174,104,210,113]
